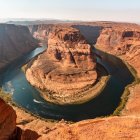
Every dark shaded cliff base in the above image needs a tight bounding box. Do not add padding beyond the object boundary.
[0,24,39,73]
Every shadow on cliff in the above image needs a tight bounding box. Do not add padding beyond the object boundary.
[9,127,40,140]
[21,129,41,140]
[73,25,103,45]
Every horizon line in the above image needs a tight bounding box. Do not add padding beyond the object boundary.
[0,18,139,24]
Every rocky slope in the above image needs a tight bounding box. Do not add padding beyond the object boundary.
[26,26,97,104]
[0,24,38,72]
[39,116,140,140]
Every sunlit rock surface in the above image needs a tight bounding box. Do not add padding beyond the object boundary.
[26,26,97,104]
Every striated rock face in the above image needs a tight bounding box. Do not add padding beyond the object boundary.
[29,24,54,44]
[0,98,17,140]
[96,27,140,55]
[0,24,38,72]
[96,25,140,76]
[26,26,97,104]
[123,45,140,77]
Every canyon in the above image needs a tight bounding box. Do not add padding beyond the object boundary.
[0,22,140,139]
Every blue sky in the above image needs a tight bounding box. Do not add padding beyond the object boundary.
[0,0,140,22]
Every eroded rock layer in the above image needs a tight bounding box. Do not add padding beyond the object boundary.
[96,27,140,55]
[26,26,97,104]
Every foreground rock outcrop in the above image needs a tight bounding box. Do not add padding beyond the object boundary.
[26,26,97,104]
[0,98,17,140]
[0,24,38,72]
[1,98,140,140]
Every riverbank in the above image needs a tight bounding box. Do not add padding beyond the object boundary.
[0,87,59,123]
[22,53,110,105]
[120,61,140,116]
[0,88,64,136]
[113,62,140,116]
[95,47,140,116]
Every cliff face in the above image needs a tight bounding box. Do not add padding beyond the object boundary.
[96,26,140,77]
[0,98,17,140]
[0,24,38,72]
[28,24,54,43]
[26,26,97,104]
[123,45,140,77]
[96,27,140,55]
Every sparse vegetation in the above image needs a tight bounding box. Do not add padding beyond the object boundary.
[94,47,140,117]
[113,60,140,116]
[0,88,12,103]
[21,64,27,73]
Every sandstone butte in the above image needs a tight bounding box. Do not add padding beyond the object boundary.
[1,22,140,140]
[0,24,38,72]
[26,26,98,104]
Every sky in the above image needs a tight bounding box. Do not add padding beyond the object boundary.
[0,0,140,23]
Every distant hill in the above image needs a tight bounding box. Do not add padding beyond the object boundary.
[6,19,76,26]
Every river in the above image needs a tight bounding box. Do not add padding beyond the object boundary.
[1,46,134,121]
